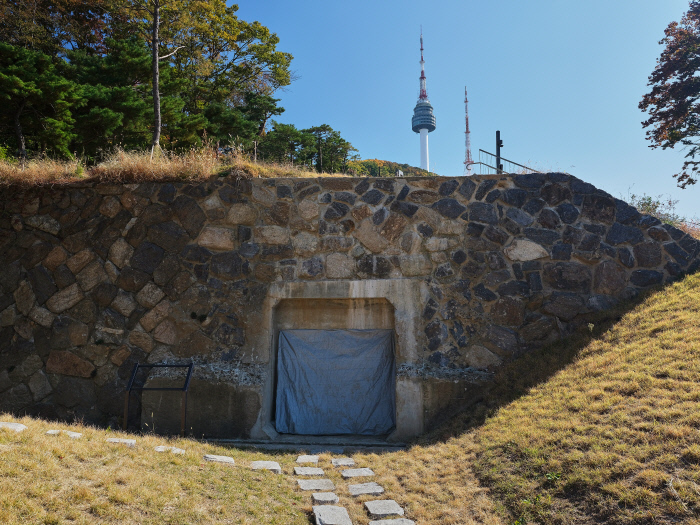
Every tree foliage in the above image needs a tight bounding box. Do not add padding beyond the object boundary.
[640,1,700,188]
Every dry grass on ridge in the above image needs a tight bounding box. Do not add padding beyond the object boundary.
[0,148,340,186]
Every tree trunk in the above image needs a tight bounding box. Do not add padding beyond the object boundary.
[14,101,26,162]
[151,0,161,156]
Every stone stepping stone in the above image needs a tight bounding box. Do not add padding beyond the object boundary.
[298,479,335,491]
[203,454,235,465]
[312,492,339,504]
[341,467,374,479]
[365,500,404,519]
[296,454,319,464]
[369,518,416,525]
[0,422,27,433]
[294,466,324,476]
[46,430,82,439]
[250,461,281,474]
[331,457,355,467]
[312,505,352,525]
[106,438,135,447]
[349,481,385,497]
[154,446,185,454]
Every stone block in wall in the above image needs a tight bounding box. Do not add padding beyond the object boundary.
[46,350,95,378]
[196,227,236,251]
[46,283,84,313]
[254,226,289,245]
[326,253,354,279]
[543,262,592,293]
[14,281,35,316]
[353,220,389,253]
[66,249,95,274]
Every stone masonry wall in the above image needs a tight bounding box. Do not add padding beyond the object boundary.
[0,173,699,430]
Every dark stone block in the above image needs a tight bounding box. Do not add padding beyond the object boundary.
[238,226,251,243]
[417,223,434,238]
[301,257,324,277]
[390,201,419,218]
[663,223,685,241]
[538,208,561,229]
[116,267,150,292]
[147,221,190,253]
[462,260,485,278]
[475,179,497,200]
[172,196,206,238]
[593,260,626,295]
[357,255,391,277]
[484,225,509,245]
[334,191,357,205]
[434,263,454,278]
[473,283,497,301]
[579,233,601,252]
[261,244,293,261]
[639,215,662,228]
[512,263,524,280]
[397,184,409,201]
[606,222,644,246]
[679,236,700,257]
[490,296,525,326]
[525,227,560,245]
[663,242,691,266]
[452,250,467,264]
[633,242,662,268]
[422,298,438,320]
[450,321,470,348]
[570,179,596,194]
[523,198,546,215]
[514,173,545,189]
[528,272,543,292]
[374,179,394,192]
[647,226,671,243]
[181,245,212,264]
[458,179,477,199]
[433,198,467,219]
[488,252,508,270]
[543,262,592,292]
[239,242,259,259]
[428,351,450,365]
[425,319,448,343]
[543,291,586,321]
[506,207,534,226]
[467,222,485,237]
[323,201,350,221]
[266,202,290,226]
[319,193,332,204]
[615,199,641,225]
[439,180,459,196]
[497,280,530,297]
[485,325,520,354]
[361,189,384,205]
[156,184,175,204]
[276,185,292,199]
[501,188,528,208]
[551,243,572,260]
[485,189,501,203]
[584,224,606,236]
[618,247,635,268]
[27,265,57,305]
[548,172,571,183]
[210,252,243,279]
[383,196,395,206]
[630,270,664,287]
[293,180,312,193]
[556,203,580,224]
[130,241,165,274]
[91,282,118,307]
[468,202,498,224]
[372,208,389,225]
[451,280,471,301]
[354,179,370,195]
[665,261,683,277]
[582,194,616,224]
[298,186,320,199]
[541,183,572,205]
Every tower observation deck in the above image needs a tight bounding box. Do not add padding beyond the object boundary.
[412,31,436,172]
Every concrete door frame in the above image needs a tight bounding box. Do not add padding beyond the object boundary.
[248,279,429,442]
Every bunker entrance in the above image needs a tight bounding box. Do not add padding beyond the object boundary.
[272,298,396,436]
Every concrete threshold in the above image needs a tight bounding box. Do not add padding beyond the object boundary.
[209,435,406,454]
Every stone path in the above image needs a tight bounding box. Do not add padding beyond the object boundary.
[295,453,414,525]
[1,421,415,524]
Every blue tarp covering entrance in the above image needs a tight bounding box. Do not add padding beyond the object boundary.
[275,329,396,435]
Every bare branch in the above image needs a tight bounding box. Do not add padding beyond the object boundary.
[159,46,184,60]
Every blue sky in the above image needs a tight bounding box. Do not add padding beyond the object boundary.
[235,0,698,220]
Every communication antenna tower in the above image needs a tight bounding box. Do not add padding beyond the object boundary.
[464,86,474,176]
[411,28,436,172]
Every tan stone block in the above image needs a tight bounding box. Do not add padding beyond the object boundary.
[430,252,448,264]
[25,215,60,235]
[326,253,354,279]
[197,226,236,251]
[466,345,502,369]
[153,319,177,345]
[379,214,408,242]
[14,280,35,316]
[202,194,223,211]
[28,305,55,328]
[78,344,110,367]
[99,196,122,218]
[110,346,132,366]
[226,203,258,225]
[76,260,108,292]
[136,282,165,309]
[292,232,318,256]
[252,185,276,207]
[140,300,171,332]
[108,238,134,269]
[254,263,277,282]
[399,232,421,254]
[43,246,68,271]
[399,255,432,277]
[66,249,95,274]
[437,220,465,236]
[424,237,450,252]
[28,371,52,401]
[104,261,119,283]
[298,200,320,221]
[351,205,371,222]
[504,240,549,262]
[129,331,155,353]
[352,220,388,253]
[254,226,289,245]
[46,350,95,378]
[111,291,137,317]
[46,283,84,313]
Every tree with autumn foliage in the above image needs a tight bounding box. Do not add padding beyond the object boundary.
[640,1,700,188]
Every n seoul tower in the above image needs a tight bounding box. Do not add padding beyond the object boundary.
[411,30,436,172]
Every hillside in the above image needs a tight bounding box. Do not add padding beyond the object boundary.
[346,158,434,177]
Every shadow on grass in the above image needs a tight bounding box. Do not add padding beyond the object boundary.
[414,281,673,447]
